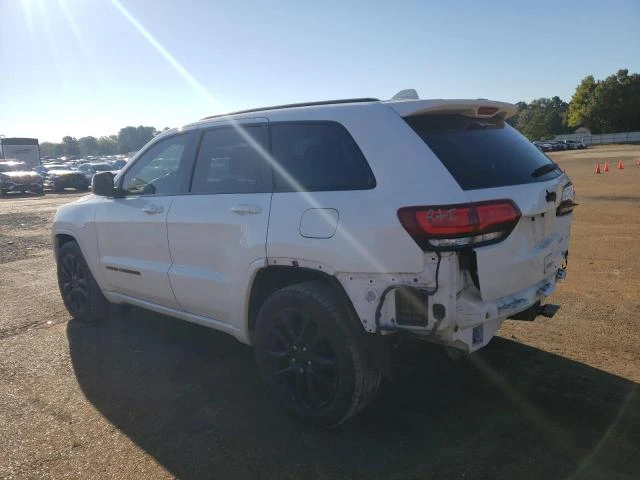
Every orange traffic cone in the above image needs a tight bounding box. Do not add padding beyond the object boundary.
[603,162,609,172]
[595,163,601,174]
[617,161,624,169]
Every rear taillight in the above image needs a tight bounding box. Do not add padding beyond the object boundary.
[557,183,577,216]
[398,200,521,250]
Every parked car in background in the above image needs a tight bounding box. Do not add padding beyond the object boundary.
[564,140,586,149]
[37,164,90,192]
[550,141,568,151]
[77,162,122,183]
[0,160,44,196]
[110,159,127,170]
[533,141,553,152]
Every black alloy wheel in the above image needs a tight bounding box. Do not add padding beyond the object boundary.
[59,252,90,317]
[264,307,339,410]
[57,241,109,322]
[255,281,381,427]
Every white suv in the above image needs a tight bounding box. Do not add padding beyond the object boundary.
[53,94,575,426]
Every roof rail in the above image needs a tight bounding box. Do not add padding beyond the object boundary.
[201,98,380,120]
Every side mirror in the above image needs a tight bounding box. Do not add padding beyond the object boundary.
[92,171,115,196]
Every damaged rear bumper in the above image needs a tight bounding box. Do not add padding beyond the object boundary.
[337,252,567,354]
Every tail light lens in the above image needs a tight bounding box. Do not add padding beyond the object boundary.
[557,183,577,216]
[398,200,521,250]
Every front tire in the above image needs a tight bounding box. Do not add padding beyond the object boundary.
[254,281,381,427]
[57,241,109,322]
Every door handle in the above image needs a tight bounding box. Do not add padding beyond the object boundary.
[142,204,164,214]
[231,204,262,215]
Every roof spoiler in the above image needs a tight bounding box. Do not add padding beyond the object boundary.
[387,99,518,120]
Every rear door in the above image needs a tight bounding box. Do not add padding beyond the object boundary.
[166,120,272,325]
[95,132,196,308]
[405,113,573,301]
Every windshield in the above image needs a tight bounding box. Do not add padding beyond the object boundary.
[405,114,561,190]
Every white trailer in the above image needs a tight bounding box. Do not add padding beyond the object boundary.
[0,138,41,169]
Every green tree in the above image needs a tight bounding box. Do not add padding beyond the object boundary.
[97,135,118,155]
[78,136,99,156]
[568,69,640,133]
[567,75,597,130]
[117,126,157,154]
[61,136,80,156]
[514,97,569,140]
[507,101,528,128]
[39,142,57,157]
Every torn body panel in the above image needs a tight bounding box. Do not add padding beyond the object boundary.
[336,250,568,354]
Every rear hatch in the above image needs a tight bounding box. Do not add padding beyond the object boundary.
[397,102,573,301]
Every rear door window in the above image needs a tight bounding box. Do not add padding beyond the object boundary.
[405,115,561,190]
[270,122,376,192]
[190,125,271,194]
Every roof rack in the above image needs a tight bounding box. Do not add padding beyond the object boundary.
[201,98,380,120]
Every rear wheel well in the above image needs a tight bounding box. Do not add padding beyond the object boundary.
[55,234,76,259]
[248,266,356,342]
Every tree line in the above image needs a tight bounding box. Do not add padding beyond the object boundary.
[40,68,639,155]
[40,125,168,157]
[509,68,639,140]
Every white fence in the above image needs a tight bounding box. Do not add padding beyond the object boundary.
[554,131,640,146]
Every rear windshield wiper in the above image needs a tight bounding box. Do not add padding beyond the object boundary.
[531,162,560,178]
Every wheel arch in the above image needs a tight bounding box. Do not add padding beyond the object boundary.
[246,266,360,344]
[53,230,108,295]
[54,232,78,261]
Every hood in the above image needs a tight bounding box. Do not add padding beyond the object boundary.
[1,171,41,179]
[47,169,80,176]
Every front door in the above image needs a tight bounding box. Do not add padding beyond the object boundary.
[95,132,196,308]
[167,121,272,327]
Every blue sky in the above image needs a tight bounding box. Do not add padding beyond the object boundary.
[1,0,638,142]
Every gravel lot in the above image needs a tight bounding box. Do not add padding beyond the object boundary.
[1,147,639,480]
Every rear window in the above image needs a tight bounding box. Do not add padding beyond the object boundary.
[271,122,376,192]
[405,115,561,190]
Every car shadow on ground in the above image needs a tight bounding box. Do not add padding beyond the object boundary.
[67,308,640,480]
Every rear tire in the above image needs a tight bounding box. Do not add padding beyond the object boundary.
[254,281,381,427]
[57,241,110,322]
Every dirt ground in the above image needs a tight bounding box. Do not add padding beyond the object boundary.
[1,145,639,479]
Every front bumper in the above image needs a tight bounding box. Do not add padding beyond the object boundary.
[44,176,88,190]
[0,181,44,193]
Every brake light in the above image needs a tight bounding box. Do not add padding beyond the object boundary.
[398,200,521,250]
[477,106,499,116]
